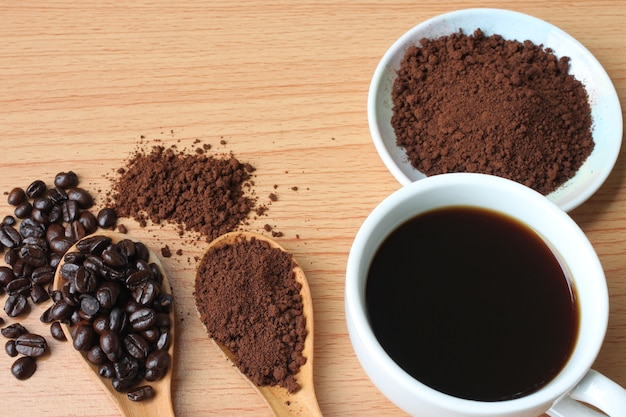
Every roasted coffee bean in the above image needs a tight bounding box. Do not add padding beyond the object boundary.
[96,282,121,310]
[93,316,110,335]
[46,223,65,245]
[0,225,22,249]
[26,180,47,199]
[75,266,98,294]
[50,236,75,255]
[30,283,50,304]
[99,362,115,378]
[33,197,53,212]
[50,321,67,341]
[124,333,150,360]
[154,313,170,328]
[65,220,86,241]
[20,245,47,267]
[72,323,96,351]
[127,385,154,402]
[54,171,79,189]
[50,289,63,303]
[4,248,19,266]
[132,280,159,306]
[7,188,27,206]
[101,249,126,269]
[5,294,28,317]
[48,186,68,205]
[63,251,85,265]
[11,356,37,380]
[6,277,32,296]
[20,218,46,239]
[135,242,150,262]
[49,299,74,321]
[150,263,163,285]
[0,266,16,287]
[30,208,50,225]
[100,330,122,362]
[97,208,118,229]
[87,345,108,365]
[31,265,55,285]
[1,323,28,338]
[40,305,54,323]
[79,211,98,234]
[49,253,62,268]
[61,200,80,223]
[153,293,173,313]
[13,202,33,219]
[15,333,47,357]
[112,376,138,392]
[139,327,160,344]
[114,355,140,381]
[12,259,33,280]
[118,239,136,259]
[77,235,111,255]
[126,270,152,287]
[48,204,63,223]
[67,188,93,209]
[108,308,128,334]
[156,328,172,351]
[145,349,170,381]
[60,261,80,281]
[80,294,100,316]
[2,215,16,226]
[61,282,80,307]
[5,340,18,357]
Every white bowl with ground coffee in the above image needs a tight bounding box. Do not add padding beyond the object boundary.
[368,8,622,212]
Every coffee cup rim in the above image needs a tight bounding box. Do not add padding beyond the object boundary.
[345,173,609,415]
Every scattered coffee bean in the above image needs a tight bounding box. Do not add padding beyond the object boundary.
[11,356,37,380]
[127,385,155,402]
[50,321,67,341]
[15,333,47,357]
[5,294,28,317]
[5,339,18,357]
[26,180,47,199]
[7,188,27,206]
[1,322,28,338]
[54,171,79,189]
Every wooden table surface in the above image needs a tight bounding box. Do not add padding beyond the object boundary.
[1,1,624,416]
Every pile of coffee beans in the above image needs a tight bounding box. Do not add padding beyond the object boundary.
[54,234,172,400]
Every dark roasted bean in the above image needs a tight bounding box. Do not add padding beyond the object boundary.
[12,259,33,280]
[1,322,28,338]
[108,308,128,334]
[15,333,47,357]
[48,205,63,223]
[61,200,80,223]
[33,197,53,212]
[153,293,173,313]
[20,218,46,239]
[102,249,126,268]
[114,355,140,381]
[20,245,47,267]
[156,328,172,351]
[96,282,121,310]
[67,188,93,209]
[31,265,55,285]
[134,242,150,262]
[87,345,108,365]
[78,211,98,234]
[61,281,80,307]
[5,340,18,357]
[11,356,37,380]
[2,215,16,226]
[100,330,122,362]
[6,277,32,296]
[13,202,33,219]
[46,223,65,245]
[49,253,62,268]
[93,316,110,335]
[7,188,27,206]
[126,270,152,287]
[99,362,115,378]
[118,239,136,259]
[60,261,80,281]
[54,171,79,189]
[49,299,74,321]
[30,283,50,304]
[97,208,118,229]
[40,305,54,323]
[26,180,47,199]
[75,266,98,294]
[139,327,160,344]
[0,266,16,287]
[30,208,50,225]
[0,225,22,248]
[127,385,154,402]
[77,236,111,255]
[63,251,84,265]
[145,349,170,381]
[80,294,100,316]
[124,333,150,360]
[65,220,86,241]
[5,294,28,317]
[49,236,75,255]
[72,323,96,351]
[48,186,68,205]
[50,321,67,341]
[132,280,159,306]
[4,248,19,266]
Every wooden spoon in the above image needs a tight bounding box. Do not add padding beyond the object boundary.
[198,231,323,417]
[52,230,176,417]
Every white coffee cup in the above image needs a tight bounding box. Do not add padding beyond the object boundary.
[345,173,626,417]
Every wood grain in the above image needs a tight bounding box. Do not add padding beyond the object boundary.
[0,1,624,416]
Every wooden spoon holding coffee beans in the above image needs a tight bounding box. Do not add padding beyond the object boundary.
[52,231,176,417]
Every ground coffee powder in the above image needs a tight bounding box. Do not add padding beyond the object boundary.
[391,29,594,195]
[194,237,307,393]
[109,145,256,241]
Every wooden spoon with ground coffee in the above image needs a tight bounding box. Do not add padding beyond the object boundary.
[52,231,176,417]
[195,231,323,417]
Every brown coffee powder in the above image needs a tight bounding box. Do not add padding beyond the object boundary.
[194,237,307,393]
[391,29,594,195]
[109,145,256,241]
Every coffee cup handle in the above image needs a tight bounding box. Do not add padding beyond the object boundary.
[547,370,626,417]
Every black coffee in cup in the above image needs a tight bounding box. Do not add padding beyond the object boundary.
[366,206,579,401]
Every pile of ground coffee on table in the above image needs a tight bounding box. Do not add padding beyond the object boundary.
[109,145,256,241]
[194,236,307,393]
[391,29,594,195]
